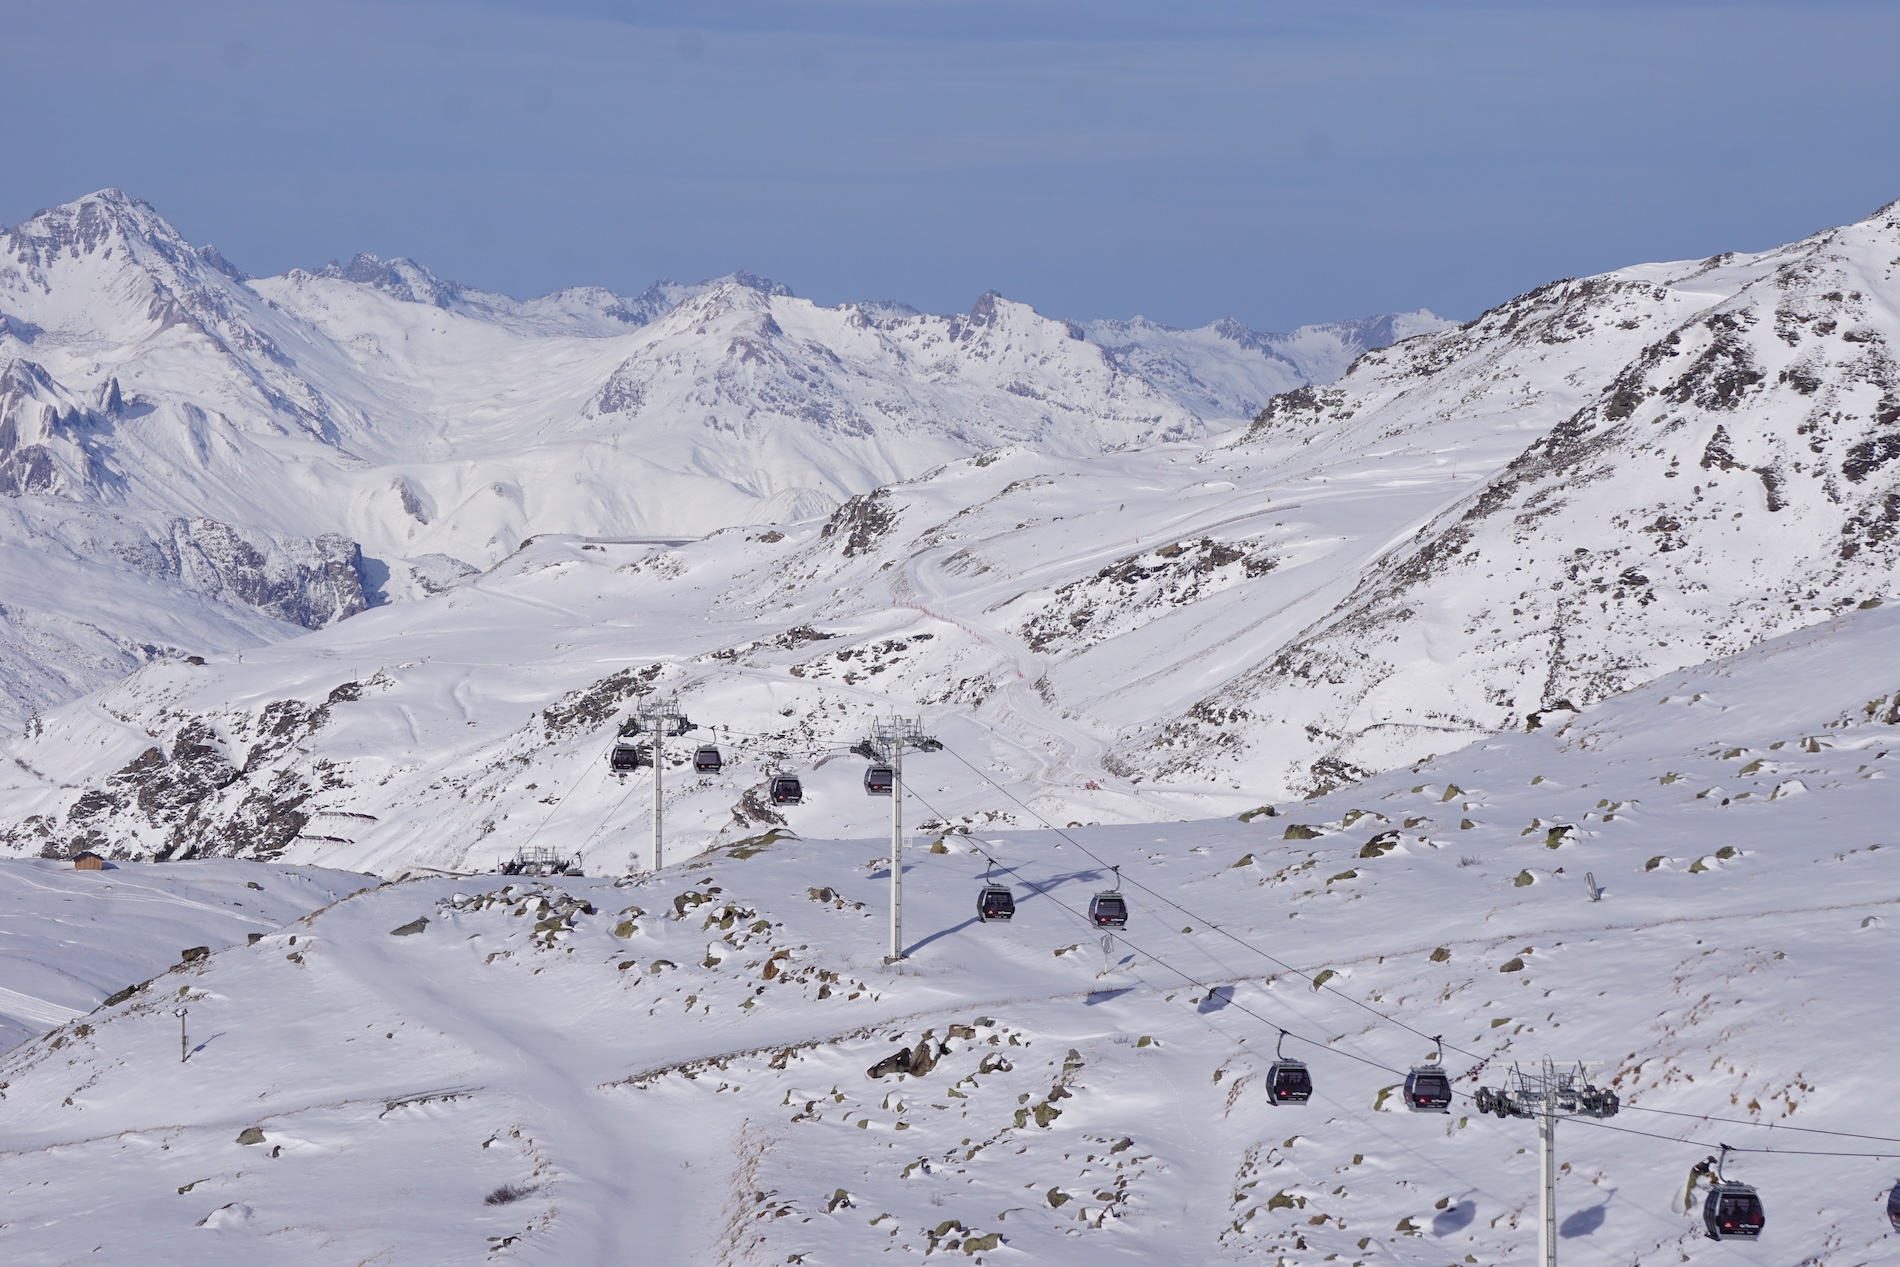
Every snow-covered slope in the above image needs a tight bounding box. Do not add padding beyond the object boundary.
[0,858,368,1052]
[1084,309,1451,416]
[2,608,1896,1264]
[1140,199,1900,792]
[7,200,1900,871]
[0,189,1440,730]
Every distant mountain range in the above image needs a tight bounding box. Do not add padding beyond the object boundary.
[4,195,1897,873]
[0,189,1448,729]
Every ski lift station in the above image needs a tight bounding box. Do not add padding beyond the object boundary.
[498,846,583,878]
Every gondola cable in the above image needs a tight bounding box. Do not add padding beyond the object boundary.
[938,741,1492,1065]
[511,744,607,863]
[1559,1112,1900,1159]
[572,774,643,870]
[686,724,1900,1153]
[1614,1104,1900,1146]
[933,742,1900,1151]
[892,780,1412,1080]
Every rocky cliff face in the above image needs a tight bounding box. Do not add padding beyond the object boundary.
[0,360,106,498]
[161,519,368,629]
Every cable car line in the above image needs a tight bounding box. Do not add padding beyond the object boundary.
[512,749,604,861]
[1557,1112,1900,1159]
[572,776,642,870]
[889,826,1415,1083]
[1725,1146,1900,1158]
[1614,1104,1900,1146]
[927,745,1900,1161]
[961,844,1411,1081]
[892,777,1411,1080]
[707,725,1517,1098]
[936,742,1490,1065]
[584,718,1900,1182]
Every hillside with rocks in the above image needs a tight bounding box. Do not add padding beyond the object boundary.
[3,605,1896,1264]
[1135,199,1900,792]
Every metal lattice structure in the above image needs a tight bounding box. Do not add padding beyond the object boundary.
[1473,1060,1620,1267]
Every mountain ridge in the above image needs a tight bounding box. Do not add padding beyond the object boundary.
[0,187,1449,730]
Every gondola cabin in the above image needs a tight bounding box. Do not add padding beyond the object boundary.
[1265,1060,1313,1105]
[976,883,1015,922]
[863,764,894,796]
[1703,1182,1765,1241]
[1088,891,1128,928]
[770,775,803,805]
[1403,1065,1453,1112]
[1886,1181,1900,1234]
[693,745,722,773]
[609,743,641,773]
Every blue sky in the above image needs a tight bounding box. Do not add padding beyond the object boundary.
[2,0,1896,329]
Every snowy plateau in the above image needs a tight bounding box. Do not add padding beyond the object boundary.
[2,192,1900,1266]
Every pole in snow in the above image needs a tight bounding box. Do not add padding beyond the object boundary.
[861,716,941,962]
[890,738,903,962]
[627,695,699,873]
[176,1007,188,1063]
[1539,1079,1557,1267]
[652,718,663,873]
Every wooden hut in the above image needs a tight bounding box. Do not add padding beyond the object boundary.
[72,851,106,870]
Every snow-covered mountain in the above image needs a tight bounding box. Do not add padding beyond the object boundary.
[3,605,1897,1264]
[1138,200,1900,792]
[0,189,1443,730]
[3,199,1896,872]
[1084,310,1451,416]
[6,194,1900,1267]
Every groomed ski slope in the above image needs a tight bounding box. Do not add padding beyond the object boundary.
[2,606,1897,1264]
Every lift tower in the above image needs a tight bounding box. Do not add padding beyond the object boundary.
[622,695,696,872]
[1473,1060,1621,1267]
[860,717,941,962]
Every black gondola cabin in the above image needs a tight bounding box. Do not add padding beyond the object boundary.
[1403,1065,1453,1112]
[863,764,894,796]
[1703,1183,1765,1241]
[977,883,1015,922]
[770,775,803,804]
[1265,1060,1313,1105]
[609,743,641,773]
[693,745,722,772]
[1089,892,1128,928]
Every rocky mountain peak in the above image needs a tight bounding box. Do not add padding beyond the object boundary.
[723,270,793,298]
[315,253,464,309]
[3,189,208,278]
